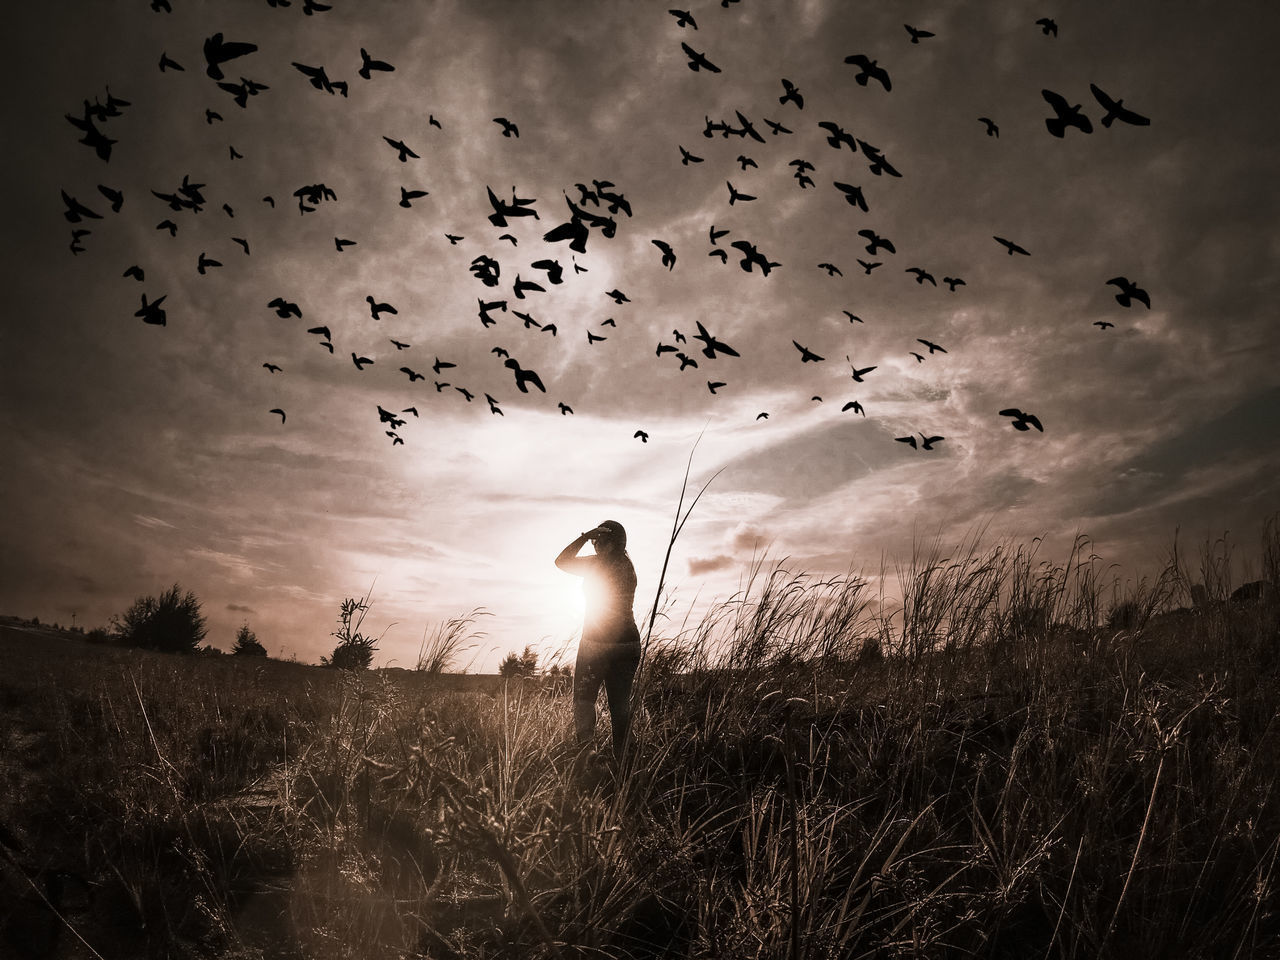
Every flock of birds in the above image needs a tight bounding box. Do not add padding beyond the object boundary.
[59,2,1154,454]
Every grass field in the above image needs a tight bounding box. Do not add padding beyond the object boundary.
[1,528,1278,959]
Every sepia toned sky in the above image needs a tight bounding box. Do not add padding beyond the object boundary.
[2,0,1278,669]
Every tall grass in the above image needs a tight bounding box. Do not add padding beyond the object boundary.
[1,518,1278,958]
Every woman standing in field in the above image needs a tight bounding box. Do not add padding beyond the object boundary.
[555,520,641,761]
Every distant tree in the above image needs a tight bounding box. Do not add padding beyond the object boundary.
[112,584,207,654]
[232,623,268,657]
[321,596,377,670]
[498,644,539,678]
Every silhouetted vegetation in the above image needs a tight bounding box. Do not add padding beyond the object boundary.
[232,623,268,657]
[2,520,1278,958]
[498,644,540,678]
[110,583,207,654]
[320,595,377,670]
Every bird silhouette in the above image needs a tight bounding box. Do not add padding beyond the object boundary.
[1000,408,1044,432]
[605,288,630,304]
[675,352,698,370]
[1094,320,1115,330]
[485,394,503,415]
[905,267,936,286]
[681,42,721,73]
[919,433,944,450]
[358,48,395,79]
[400,367,424,382]
[559,402,574,415]
[1035,17,1058,36]
[352,353,374,370]
[61,191,102,223]
[456,387,475,402]
[896,435,918,449]
[1106,277,1151,308]
[399,187,429,208]
[793,340,825,362]
[843,310,863,323]
[709,224,730,244]
[669,8,697,28]
[270,408,286,423]
[994,236,1030,256]
[764,117,792,136]
[530,259,563,284]
[657,343,677,357]
[203,32,258,80]
[402,407,419,417]
[292,61,346,95]
[263,362,281,373]
[335,237,357,251]
[307,325,331,341]
[123,264,144,281]
[445,233,463,244]
[857,259,882,274]
[978,117,999,137]
[513,310,541,329]
[634,430,649,442]
[1042,89,1092,137]
[390,339,410,350]
[157,219,178,236]
[817,121,857,152]
[730,240,780,275]
[505,358,546,393]
[904,24,935,43]
[196,251,222,275]
[230,145,243,159]
[726,181,756,205]
[493,117,519,138]
[709,249,729,263]
[587,331,607,345]
[844,54,891,91]
[268,297,302,318]
[858,140,902,177]
[377,406,406,428]
[1089,84,1150,128]
[387,432,404,446]
[847,358,877,381]
[943,276,966,291]
[736,155,757,170]
[708,380,726,394]
[432,357,456,375]
[756,412,770,420]
[694,321,740,359]
[779,78,804,109]
[679,145,704,165]
[158,52,184,72]
[818,262,843,277]
[833,181,868,211]
[383,136,420,161]
[232,237,249,254]
[367,295,397,319]
[858,229,895,256]
[135,293,167,325]
[429,114,442,129]
[652,239,677,269]
[910,352,926,363]
[97,184,123,212]
[513,275,545,299]
[917,338,947,354]
[842,401,865,416]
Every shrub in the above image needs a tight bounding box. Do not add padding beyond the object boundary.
[498,644,539,678]
[112,584,207,654]
[232,623,268,657]
[321,596,377,670]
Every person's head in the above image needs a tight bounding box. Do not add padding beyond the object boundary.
[591,519,627,557]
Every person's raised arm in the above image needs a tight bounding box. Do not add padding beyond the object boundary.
[555,530,598,574]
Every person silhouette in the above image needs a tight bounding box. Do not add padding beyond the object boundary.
[555,520,641,761]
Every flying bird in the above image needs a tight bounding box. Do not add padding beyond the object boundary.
[605,288,630,304]
[263,362,281,373]
[679,145,704,165]
[1042,89,1092,137]
[1089,83,1150,128]
[943,276,966,291]
[844,54,891,91]
[1106,276,1151,308]
[1035,17,1058,37]
[268,297,302,318]
[390,339,410,350]
[432,357,456,375]
[904,24,935,43]
[779,78,804,109]
[196,251,221,275]
[917,338,947,354]
[231,237,249,254]
[134,293,167,326]
[726,181,756,205]
[842,401,865,416]
[367,295,397,319]
[857,259,882,274]
[669,9,697,28]
[383,136,420,161]
[504,358,546,393]
[756,412,769,421]
[905,267,936,286]
[694,321,740,359]
[493,117,519,138]
[707,380,726,394]
[681,42,721,72]
[203,32,258,81]
[269,408,286,423]
[994,236,1030,256]
[818,262,843,277]
[817,120,857,152]
[1000,408,1044,432]
[843,310,863,323]
[634,430,649,443]
[399,187,429,208]
[358,48,395,79]
[559,402,574,415]
[352,353,374,370]
[847,358,877,382]
[158,52,184,72]
[335,237,357,251]
[793,340,825,363]
[978,117,999,137]
[764,117,792,136]
[652,239,676,269]
[858,229,895,256]
[833,181,868,211]
[123,264,144,281]
[400,367,424,382]
[1094,320,1115,330]
[709,224,729,244]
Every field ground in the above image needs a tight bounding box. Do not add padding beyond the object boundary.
[1,581,1278,959]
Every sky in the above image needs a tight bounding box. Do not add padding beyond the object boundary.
[2,0,1278,670]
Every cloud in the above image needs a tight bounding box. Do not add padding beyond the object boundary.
[687,554,734,576]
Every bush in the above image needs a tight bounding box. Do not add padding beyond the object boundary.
[112,584,207,654]
[232,623,268,657]
[321,596,377,670]
[498,644,539,678]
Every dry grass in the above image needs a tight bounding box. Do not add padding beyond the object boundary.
[1,520,1278,959]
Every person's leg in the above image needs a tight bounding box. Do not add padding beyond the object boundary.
[573,642,603,748]
[602,643,641,761]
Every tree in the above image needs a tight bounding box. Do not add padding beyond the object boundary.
[113,584,207,654]
[232,623,268,657]
[321,596,377,670]
[498,644,539,678]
